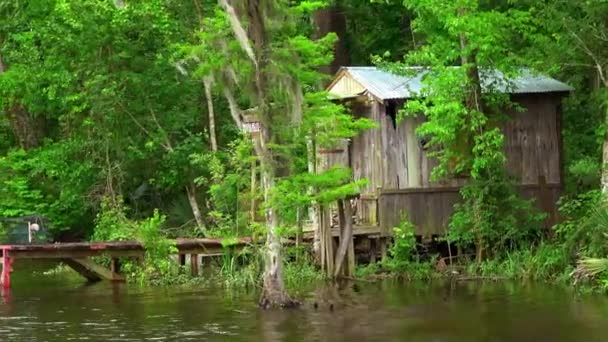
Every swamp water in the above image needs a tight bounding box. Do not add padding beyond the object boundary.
[1,264,608,341]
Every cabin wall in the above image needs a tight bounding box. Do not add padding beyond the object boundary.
[379,102,468,189]
[348,94,563,189]
[378,184,562,236]
[349,100,466,190]
[349,100,384,193]
[504,94,562,186]
[329,76,365,98]
[344,93,564,236]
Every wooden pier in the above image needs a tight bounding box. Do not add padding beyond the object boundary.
[0,238,251,289]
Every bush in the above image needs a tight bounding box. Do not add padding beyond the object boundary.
[554,190,605,257]
[448,177,546,260]
[381,218,436,279]
[389,218,417,263]
[470,242,571,282]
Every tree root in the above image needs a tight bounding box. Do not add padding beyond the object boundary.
[259,291,300,310]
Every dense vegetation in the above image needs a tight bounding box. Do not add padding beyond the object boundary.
[2,0,608,299]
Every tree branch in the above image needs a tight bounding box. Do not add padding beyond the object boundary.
[118,102,172,152]
[565,20,608,87]
[222,87,244,129]
[218,0,258,67]
[148,107,174,152]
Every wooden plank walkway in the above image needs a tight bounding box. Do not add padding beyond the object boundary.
[0,238,253,289]
[0,238,252,259]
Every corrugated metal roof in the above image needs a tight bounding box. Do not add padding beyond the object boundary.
[332,66,573,100]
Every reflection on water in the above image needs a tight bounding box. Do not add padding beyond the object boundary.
[1,265,608,341]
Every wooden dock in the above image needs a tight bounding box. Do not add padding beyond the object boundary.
[0,238,252,289]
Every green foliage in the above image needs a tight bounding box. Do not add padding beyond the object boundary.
[388,218,417,263]
[91,204,179,285]
[337,0,415,64]
[448,177,546,256]
[376,0,547,260]
[216,245,322,291]
[198,137,257,237]
[137,210,177,273]
[0,151,47,219]
[1,0,607,292]
[380,218,435,280]
[471,242,572,282]
[92,198,135,241]
[554,190,605,257]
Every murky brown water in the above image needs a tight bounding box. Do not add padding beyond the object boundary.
[2,264,608,341]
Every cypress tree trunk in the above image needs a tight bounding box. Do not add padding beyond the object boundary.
[313,6,349,76]
[219,0,295,308]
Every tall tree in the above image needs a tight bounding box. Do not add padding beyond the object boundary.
[533,1,608,195]
[184,0,372,306]
[386,0,541,259]
[0,0,221,235]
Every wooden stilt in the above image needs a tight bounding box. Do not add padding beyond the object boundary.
[323,206,334,277]
[334,199,354,277]
[380,237,388,262]
[179,254,186,266]
[190,254,199,276]
[320,207,326,273]
[110,258,120,274]
[346,236,355,277]
[370,238,377,263]
[63,258,124,282]
[1,249,13,290]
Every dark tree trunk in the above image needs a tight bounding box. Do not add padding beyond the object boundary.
[314,6,350,76]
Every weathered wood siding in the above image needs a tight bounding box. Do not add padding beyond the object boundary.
[317,142,350,171]
[350,100,466,190]
[379,105,466,189]
[349,94,563,191]
[345,93,564,236]
[378,188,461,236]
[504,94,562,185]
[328,74,365,98]
[378,184,562,236]
[349,100,384,193]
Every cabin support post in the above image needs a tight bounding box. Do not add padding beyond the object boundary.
[63,258,125,282]
[319,206,325,272]
[380,238,388,262]
[1,249,13,290]
[369,238,377,263]
[334,199,355,277]
[179,254,186,266]
[346,235,355,277]
[319,205,334,276]
[191,254,199,276]
[110,258,120,274]
[537,175,553,232]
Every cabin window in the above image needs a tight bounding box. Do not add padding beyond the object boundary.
[386,101,398,129]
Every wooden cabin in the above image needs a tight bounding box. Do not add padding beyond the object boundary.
[321,66,572,238]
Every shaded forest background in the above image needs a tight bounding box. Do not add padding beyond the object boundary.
[0,0,604,243]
